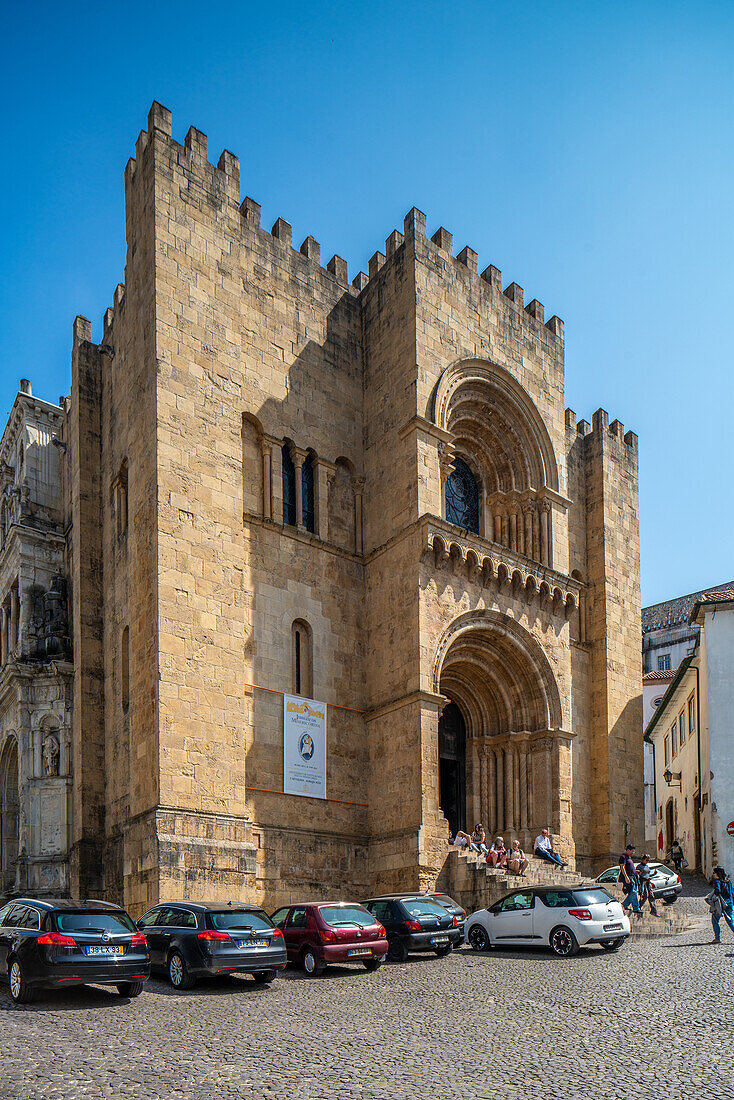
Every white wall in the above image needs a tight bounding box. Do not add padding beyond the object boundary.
[705,608,734,875]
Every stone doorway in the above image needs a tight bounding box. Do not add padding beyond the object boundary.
[438,701,466,836]
[0,737,19,894]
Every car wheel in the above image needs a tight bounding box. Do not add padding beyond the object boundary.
[168,950,195,990]
[434,944,453,957]
[252,970,277,984]
[387,936,408,963]
[8,959,35,1004]
[302,947,325,976]
[601,938,623,952]
[468,924,490,952]
[116,981,145,997]
[549,926,579,958]
[363,957,383,972]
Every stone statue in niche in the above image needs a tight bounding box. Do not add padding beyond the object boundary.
[42,734,60,777]
[25,575,72,662]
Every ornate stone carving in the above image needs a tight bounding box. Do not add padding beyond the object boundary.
[42,733,60,776]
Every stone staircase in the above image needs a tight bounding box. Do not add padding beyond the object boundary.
[437,847,590,914]
[436,848,694,937]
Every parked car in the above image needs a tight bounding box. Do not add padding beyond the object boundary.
[595,862,683,904]
[363,894,463,962]
[270,902,388,976]
[425,892,467,936]
[136,902,286,989]
[464,886,631,957]
[0,897,150,1003]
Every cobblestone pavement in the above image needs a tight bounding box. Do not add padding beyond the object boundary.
[2,882,731,1100]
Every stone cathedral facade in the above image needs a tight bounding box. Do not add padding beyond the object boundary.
[1,103,643,911]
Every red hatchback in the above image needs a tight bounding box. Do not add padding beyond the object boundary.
[270,902,388,976]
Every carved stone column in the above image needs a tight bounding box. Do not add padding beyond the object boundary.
[495,747,504,832]
[260,440,272,520]
[532,509,541,564]
[353,477,365,555]
[504,746,514,832]
[509,512,517,552]
[479,748,488,831]
[9,585,18,653]
[292,448,305,528]
[501,514,510,549]
[519,745,528,832]
[516,510,524,556]
[487,748,496,835]
[540,500,551,566]
[523,503,534,560]
[1,604,7,665]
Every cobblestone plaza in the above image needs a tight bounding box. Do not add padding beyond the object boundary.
[2,887,730,1100]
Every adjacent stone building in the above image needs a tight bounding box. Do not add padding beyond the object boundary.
[0,382,72,898]
[5,103,643,911]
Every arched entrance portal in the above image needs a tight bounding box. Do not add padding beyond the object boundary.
[0,737,19,894]
[435,612,571,852]
[438,701,466,836]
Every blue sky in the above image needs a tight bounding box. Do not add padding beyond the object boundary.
[1,0,731,604]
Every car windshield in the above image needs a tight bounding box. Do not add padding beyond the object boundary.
[401,899,448,918]
[319,905,374,928]
[55,910,135,933]
[209,909,273,932]
[571,889,614,906]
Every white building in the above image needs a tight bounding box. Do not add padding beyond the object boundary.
[645,590,734,879]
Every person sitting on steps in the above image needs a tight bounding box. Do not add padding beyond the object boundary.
[488,837,508,868]
[533,828,567,868]
[506,839,529,876]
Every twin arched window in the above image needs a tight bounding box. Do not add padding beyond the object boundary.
[445,458,479,534]
[282,446,316,534]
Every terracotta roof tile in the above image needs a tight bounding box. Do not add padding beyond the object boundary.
[643,670,674,683]
[642,580,734,632]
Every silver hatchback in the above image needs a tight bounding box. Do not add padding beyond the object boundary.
[596,862,682,904]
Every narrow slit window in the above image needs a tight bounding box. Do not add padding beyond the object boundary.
[291,619,313,697]
[282,445,296,527]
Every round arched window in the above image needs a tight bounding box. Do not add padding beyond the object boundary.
[445,458,479,534]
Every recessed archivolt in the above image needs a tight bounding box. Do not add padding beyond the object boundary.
[434,609,563,734]
[431,358,559,493]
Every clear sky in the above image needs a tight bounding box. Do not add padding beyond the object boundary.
[1,0,731,605]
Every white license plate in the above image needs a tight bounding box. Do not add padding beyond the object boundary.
[603,923,622,932]
[237,939,268,949]
[430,936,449,945]
[347,948,370,957]
[85,945,124,956]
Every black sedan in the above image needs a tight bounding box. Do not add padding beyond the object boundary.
[0,897,150,1003]
[363,894,463,962]
[137,902,287,989]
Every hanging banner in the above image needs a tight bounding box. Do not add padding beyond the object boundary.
[283,694,327,799]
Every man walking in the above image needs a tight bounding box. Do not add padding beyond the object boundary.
[636,853,659,916]
[619,844,640,916]
[708,866,734,943]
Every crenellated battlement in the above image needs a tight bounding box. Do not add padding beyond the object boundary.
[119,102,565,335]
[565,406,638,452]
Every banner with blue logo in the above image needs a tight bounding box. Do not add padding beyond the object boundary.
[283,694,327,799]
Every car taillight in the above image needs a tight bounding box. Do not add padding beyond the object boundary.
[131,932,147,947]
[377,925,386,937]
[38,932,77,947]
[451,916,458,927]
[460,910,466,920]
[320,929,337,944]
[676,875,681,884]
[405,919,421,932]
[198,930,233,942]
[568,908,592,921]
[272,928,284,941]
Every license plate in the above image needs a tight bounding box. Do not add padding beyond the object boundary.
[237,939,268,949]
[85,945,124,956]
[430,936,449,945]
[347,948,370,957]
[603,923,622,932]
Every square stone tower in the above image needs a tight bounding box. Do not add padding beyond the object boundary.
[64,104,643,911]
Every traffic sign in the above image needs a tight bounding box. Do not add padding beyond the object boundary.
[727,821,734,837]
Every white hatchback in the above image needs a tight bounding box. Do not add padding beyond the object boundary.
[465,886,631,957]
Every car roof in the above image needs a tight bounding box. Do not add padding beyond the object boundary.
[4,898,125,911]
[365,894,436,902]
[146,901,267,912]
[273,901,370,908]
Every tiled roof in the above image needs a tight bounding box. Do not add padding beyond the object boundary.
[642,580,734,632]
[700,589,734,603]
[643,670,674,683]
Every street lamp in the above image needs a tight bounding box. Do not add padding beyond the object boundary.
[663,768,682,789]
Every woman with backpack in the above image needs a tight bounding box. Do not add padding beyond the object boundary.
[707,866,734,943]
